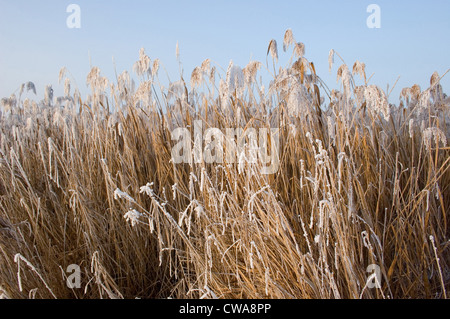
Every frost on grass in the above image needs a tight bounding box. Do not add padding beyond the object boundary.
[113,188,136,203]
[423,127,447,152]
[0,29,449,300]
[124,209,143,227]
[364,85,390,121]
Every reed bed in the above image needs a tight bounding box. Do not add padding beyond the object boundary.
[0,30,449,299]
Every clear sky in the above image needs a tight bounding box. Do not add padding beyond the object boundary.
[1,0,449,103]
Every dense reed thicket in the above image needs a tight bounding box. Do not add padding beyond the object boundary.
[0,30,449,299]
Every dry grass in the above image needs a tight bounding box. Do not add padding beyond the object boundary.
[0,30,449,299]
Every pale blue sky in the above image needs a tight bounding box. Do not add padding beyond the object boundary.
[1,0,449,103]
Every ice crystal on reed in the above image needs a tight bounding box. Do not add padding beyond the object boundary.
[124,209,142,227]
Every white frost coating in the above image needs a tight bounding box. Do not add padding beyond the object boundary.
[123,209,143,227]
